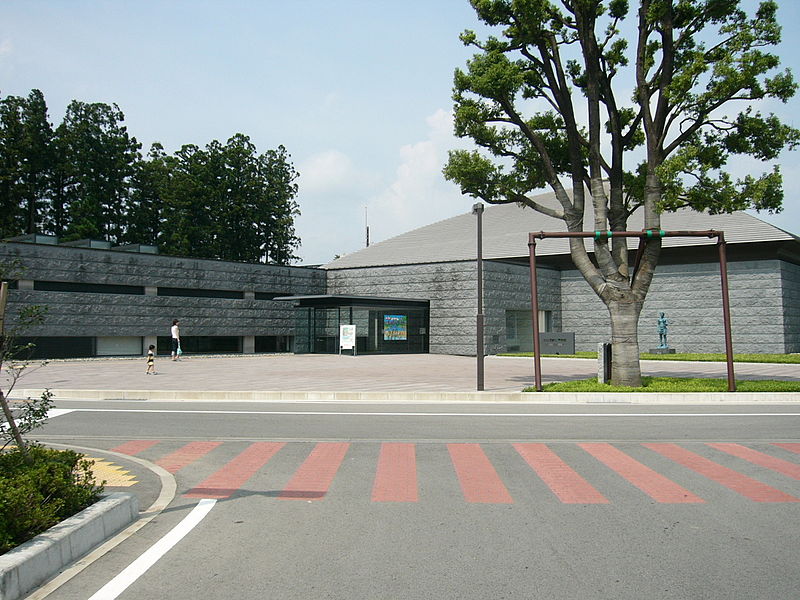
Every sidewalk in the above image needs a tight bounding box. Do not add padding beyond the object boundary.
[6,353,800,402]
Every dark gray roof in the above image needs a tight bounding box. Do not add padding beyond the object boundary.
[324,189,797,269]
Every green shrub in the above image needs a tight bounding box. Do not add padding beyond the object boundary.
[499,352,800,364]
[526,377,800,393]
[0,445,104,554]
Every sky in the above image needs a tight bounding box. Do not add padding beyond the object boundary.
[2,1,799,265]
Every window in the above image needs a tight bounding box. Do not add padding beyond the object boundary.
[33,281,144,295]
[157,287,244,299]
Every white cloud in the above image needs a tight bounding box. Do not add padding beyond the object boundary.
[0,39,13,57]
[367,108,471,242]
[298,150,358,194]
[293,149,382,264]
[293,109,475,264]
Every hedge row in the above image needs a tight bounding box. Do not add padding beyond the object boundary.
[0,445,104,554]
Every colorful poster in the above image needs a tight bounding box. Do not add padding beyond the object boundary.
[383,315,407,341]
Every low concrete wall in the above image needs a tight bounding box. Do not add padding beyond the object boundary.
[14,388,800,404]
[0,492,138,600]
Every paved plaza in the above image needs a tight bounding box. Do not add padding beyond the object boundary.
[5,353,799,398]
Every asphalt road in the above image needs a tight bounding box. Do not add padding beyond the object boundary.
[30,400,800,600]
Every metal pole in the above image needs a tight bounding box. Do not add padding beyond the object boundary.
[717,235,736,392]
[473,203,485,391]
[528,235,542,391]
[0,281,7,335]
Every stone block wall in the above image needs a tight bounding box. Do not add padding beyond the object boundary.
[484,261,560,354]
[782,261,800,353]
[1,242,325,339]
[326,260,560,355]
[561,259,792,353]
[326,261,477,355]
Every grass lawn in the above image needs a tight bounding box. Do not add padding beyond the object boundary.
[526,377,800,393]
[501,352,800,364]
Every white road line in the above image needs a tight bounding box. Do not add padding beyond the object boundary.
[61,408,800,417]
[46,409,75,419]
[87,499,216,600]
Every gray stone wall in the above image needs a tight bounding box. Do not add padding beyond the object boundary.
[484,261,560,354]
[561,259,792,354]
[781,261,800,353]
[1,242,325,339]
[326,261,476,355]
[326,260,560,355]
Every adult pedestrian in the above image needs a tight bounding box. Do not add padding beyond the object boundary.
[171,319,181,361]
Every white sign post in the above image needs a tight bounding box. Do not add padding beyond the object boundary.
[339,324,356,356]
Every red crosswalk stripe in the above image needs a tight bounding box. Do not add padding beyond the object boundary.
[372,443,418,502]
[184,442,285,499]
[707,443,800,480]
[773,443,800,454]
[280,442,350,500]
[644,443,800,503]
[514,443,608,504]
[110,440,160,455]
[580,443,704,503]
[447,444,513,504]
[156,441,222,474]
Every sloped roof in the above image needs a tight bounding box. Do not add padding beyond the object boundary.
[324,189,797,270]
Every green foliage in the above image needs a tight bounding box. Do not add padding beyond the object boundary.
[531,377,800,393]
[499,351,800,364]
[0,390,54,449]
[57,101,141,242]
[447,0,798,216]
[448,0,798,387]
[156,135,300,263]
[0,90,53,238]
[0,90,301,265]
[0,445,104,554]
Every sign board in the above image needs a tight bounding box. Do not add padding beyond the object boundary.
[340,324,356,350]
[539,332,575,355]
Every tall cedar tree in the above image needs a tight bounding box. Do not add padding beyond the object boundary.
[444,0,799,386]
[0,90,53,237]
[158,135,299,263]
[0,92,301,264]
[57,101,141,242]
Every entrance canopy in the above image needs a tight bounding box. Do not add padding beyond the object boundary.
[273,295,430,354]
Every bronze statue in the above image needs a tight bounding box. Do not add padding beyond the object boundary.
[657,312,670,348]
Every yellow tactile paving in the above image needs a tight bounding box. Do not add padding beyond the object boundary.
[84,456,138,487]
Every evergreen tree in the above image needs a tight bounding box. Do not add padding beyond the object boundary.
[121,143,170,246]
[0,90,53,237]
[57,101,140,242]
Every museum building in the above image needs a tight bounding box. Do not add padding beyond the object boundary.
[1,189,798,358]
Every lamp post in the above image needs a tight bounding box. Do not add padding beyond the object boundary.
[472,202,485,391]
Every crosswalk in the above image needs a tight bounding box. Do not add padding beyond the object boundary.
[107,440,800,505]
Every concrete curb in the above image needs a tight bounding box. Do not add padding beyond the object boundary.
[0,492,138,600]
[14,388,800,404]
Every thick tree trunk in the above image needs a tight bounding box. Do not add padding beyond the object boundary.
[607,298,643,387]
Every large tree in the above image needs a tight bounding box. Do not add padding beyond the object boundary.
[0,90,53,237]
[120,142,171,246]
[444,0,798,386]
[56,101,141,242]
[159,135,300,264]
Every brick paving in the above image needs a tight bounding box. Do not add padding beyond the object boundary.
[4,353,799,395]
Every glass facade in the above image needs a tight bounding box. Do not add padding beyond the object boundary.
[505,310,551,352]
[293,303,429,354]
